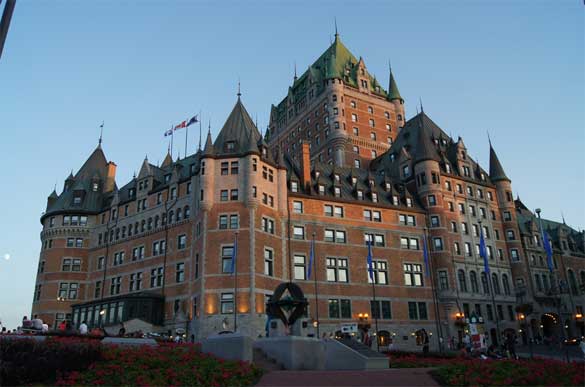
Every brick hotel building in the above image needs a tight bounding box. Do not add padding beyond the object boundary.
[32,34,585,349]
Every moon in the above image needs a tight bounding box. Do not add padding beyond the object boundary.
[3,253,9,261]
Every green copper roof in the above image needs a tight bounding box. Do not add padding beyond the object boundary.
[387,70,403,102]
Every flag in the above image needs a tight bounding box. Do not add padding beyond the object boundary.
[174,121,187,131]
[422,235,430,278]
[186,114,199,127]
[307,238,315,279]
[229,235,238,274]
[366,239,374,281]
[479,227,489,274]
[542,230,554,272]
[163,128,173,137]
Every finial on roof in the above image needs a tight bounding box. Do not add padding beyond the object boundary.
[98,121,104,147]
[294,61,297,81]
[133,171,136,179]
[561,211,566,224]
[419,97,424,114]
[255,114,259,129]
[237,78,241,99]
[334,17,339,39]
[487,130,492,146]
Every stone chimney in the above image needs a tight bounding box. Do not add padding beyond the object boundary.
[105,161,117,192]
[301,141,311,191]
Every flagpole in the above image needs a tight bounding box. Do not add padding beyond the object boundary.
[234,232,238,333]
[312,232,320,338]
[184,122,188,159]
[170,125,174,158]
[423,226,445,353]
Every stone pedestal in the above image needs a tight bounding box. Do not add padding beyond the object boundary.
[201,332,254,362]
[254,336,325,370]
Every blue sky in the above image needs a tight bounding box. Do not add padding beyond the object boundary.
[0,1,583,330]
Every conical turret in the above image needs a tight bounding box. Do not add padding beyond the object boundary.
[489,142,510,182]
[387,69,403,102]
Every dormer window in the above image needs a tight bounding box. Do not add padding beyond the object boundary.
[480,173,486,181]
[357,190,364,200]
[139,181,143,190]
[445,164,451,173]
[334,187,341,197]
[129,188,135,197]
[164,174,171,183]
[402,165,410,177]
[226,141,235,152]
[334,174,340,183]
[315,171,320,178]
[92,182,99,192]
[72,195,82,206]
[318,185,325,195]
[406,198,413,207]
[369,179,375,187]
[262,148,267,157]
[351,177,357,185]
[385,183,391,191]
[392,195,399,206]
[372,193,378,203]
[390,153,395,162]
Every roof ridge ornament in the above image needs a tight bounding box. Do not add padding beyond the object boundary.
[98,121,104,147]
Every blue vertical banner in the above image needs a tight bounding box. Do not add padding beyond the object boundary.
[367,239,374,281]
[479,227,489,274]
[542,230,554,272]
[229,234,238,274]
[422,235,431,278]
[307,238,315,279]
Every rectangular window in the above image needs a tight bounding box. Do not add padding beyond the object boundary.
[368,260,388,285]
[404,263,424,286]
[221,293,234,314]
[129,272,142,291]
[230,189,239,201]
[264,249,274,276]
[220,190,228,201]
[150,267,164,288]
[222,246,234,273]
[293,226,305,240]
[262,217,275,234]
[326,257,348,282]
[177,234,187,250]
[438,271,449,290]
[230,215,238,229]
[371,300,392,319]
[293,201,303,214]
[176,263,185,283]
[294,255,306,280]
[221,162,229,175]
[219,215,228,229]
[408,302,428,320]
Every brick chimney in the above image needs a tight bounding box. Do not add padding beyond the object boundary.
[105,161,117,192]
[301,141,311,191]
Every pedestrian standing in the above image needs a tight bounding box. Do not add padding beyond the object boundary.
[79,321,88,335]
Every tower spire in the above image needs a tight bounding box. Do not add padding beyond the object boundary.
[294,61,297,81]
[419,97,424,114]
[98,121,104,146]
[237,78,241,99]
[334,17,339,39]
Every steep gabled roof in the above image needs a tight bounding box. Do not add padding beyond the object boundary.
[213,97,262,157]
[75,145,108,181]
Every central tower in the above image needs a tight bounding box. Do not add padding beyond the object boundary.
[267,33,405,169]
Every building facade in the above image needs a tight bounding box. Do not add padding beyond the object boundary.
[32,35,584,350]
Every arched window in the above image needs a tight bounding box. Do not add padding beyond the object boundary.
[534,274,543,292]
[128,224,133,236]
[481,272,490,294]
[470,271,479,293]
[169,210,174,223]
[502,274,511,295]
[458,269,467,292]
[147,217,152,230]
[154,215,159,228]
[184,206,190,219]
[568,270,578,295]
[492,273,501,295]
[176,208,182,221]
[141,219,145,232]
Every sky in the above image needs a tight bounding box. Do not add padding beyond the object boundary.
[0,1,583,330]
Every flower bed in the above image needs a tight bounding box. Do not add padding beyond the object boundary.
[432,358,584,386]
[1,337,261,387]
[57,343,262,387]
[389,351,584,386]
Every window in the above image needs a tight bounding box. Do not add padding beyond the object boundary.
[450,221,458,232]
[438,271,449,290]
[503,211,512,221]
[58,282,78,300]
[293,201,303,214]
[326,257,348,282]
[221,293,234,314]
[110,276,121,295]
[219,215,228,229]
[132,246,144,261]
[458,270,468,292]
[354,159,361,168]
[427,216,439,228]
[502,274,511,295]
[170,187,177,200]
[94,281,102,298]
[458,203,465,214]
[470,271,479,293]
[293,226,305,240]
[177,234,187,250]
[291,181,298,192]
[328,299,351,319]
[454,242,461,255]
[433,237,443,251]
[507,230,516,240]
[428,195,437,206]
[62,258,81,272]
[404,264,423,286]
[399,214,416,226]
[481,272,490,294]
[129,272,142,291]
[510,249,520,262]
[408,302,427,320]
[176,263,185,283]
[370,300,392,320]
[220,190,228,201]
[364,233,385,247]
[351,113,358,122]
[294,255,306,280]
[150,267,164,288]
[400,237,419,250]
[113,251,124,266]
[231,161,239,174]
[222,246,234,273]
[369,260,388,285]
[230,189,239,201]
[262,217,275,234]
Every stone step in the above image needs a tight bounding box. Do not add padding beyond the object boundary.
[253,348,285,371]
[337,338,388,358]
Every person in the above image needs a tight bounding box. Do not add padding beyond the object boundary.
[463,334,472,353]
[58,320,67,332]
[579,338,585,360]
[118,327,126,337]
[506,333,517,359]
[1,327,6,335]
[79,321,88,335]
[422,329,430,355]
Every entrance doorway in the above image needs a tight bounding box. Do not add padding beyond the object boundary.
[541,313,559,338]
[490,328,498,346]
